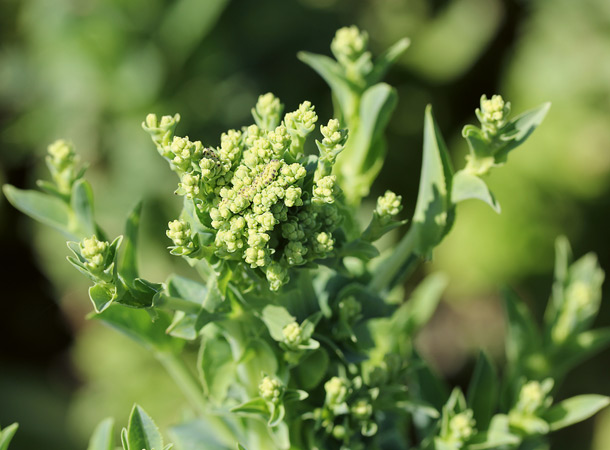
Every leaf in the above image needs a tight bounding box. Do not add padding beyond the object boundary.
[297,51,356,119]
[125,405,164,450]
[261,305,296,342]
[293,348,329,390]
[410,105,455,258]
[396,399,440,418]
[168,419,230,450]
[502,289,541,368]
[467,414,520,449]
[543,395,610,431]
[3,185,73,238]
[199,335,235,404]
[230,397,269,416]
[367,38,410,85]
[451,170,500,213]
[167,275,208,304]
[238,339,278,386]
[71,179,97,237]
[89,283,117,313]
[0,423,18,450]
[268,403,286,427]
[554,328,610,375]
[467,352,498,429]
[119,201,143,285]
[392,272,448,337]
[495,102,551,163]
[93,304,183,353]
[87,418,114,450]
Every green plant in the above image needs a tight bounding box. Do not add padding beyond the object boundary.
[3,26,608,450]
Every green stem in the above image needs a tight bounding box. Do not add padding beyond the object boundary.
[155,351,237,442]
[369,228,419,293]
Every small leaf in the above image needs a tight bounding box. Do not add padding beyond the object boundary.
[293,348,329,390]
[543,395,610,431]
[467,352,498,429]
[261,305,296,342]
[495,102,551,163]
[167,275,207,304]
[396,399,440,418]
[87,418,114,450]
[3,185,73,238]
[126,405,164,450]
[0,423,18,450]
[451,170,500,213]
[268,403,286,427]
[367,37,410,85]
[89,283,117,313]
[239,339,278,386]
[230,397,269,416]
[410,105,455,258]
[554,328,610,375]
[168,419,231,450]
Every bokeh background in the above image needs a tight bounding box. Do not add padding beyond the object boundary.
[1,0,609,449]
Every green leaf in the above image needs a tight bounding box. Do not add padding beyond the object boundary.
[119,201,143,285]
[396,399,440,418]
[495,102,551,163]
[89,283,117,313]
[502,289,541,367]
[199,335,235,404]
[168,419,230,450]
[0,423,18,450]
[93,304,183,353]
[238,339,278,387]
[467,352,498,429]
[3,185,73,238]
[167,275,207,304]
[71,179,97,237]
[87,418,114,450]
[367,38,410,85]
[411,105,455,258]
[261,305,296,342]
[553,328,610,375]
[467,414,520,449]
[543,395,610,431]
[343,83,398,197]
[268,403,286,427]
[293,348,329,390]
[125,405,164,450]
[451,170,500,213]
[297,51,356,119]
[230,397,269,416]
[392,272,448,337]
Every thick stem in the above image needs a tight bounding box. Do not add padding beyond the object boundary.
[369,228,419,293]
[155,351,236,443]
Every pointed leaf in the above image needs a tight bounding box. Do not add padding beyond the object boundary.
[119,202,143,284]
[87,418,115,450]
[503,289,541,367]
[367,38,410,85]
[495,103,551,162]
[0,423,18,450]
[199,335,235,404]
[411,105,454,258]
[554,328,610,375]
[467,352,499,429]
[126,405,164,450]
[544,395,610,431]
[89,283,117,313]
[167,275,207,304]
[3,185,73,237]
[230,397,269,416]
[168,419,230,450]
[452,170,500,213]
[294,348,329,390]
[71,179,97,237]
[297,51,356,118]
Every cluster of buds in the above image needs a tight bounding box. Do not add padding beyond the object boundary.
[476,94,511,138]
[144,93,348,291]
[45,140,79,194]
[509,379,554,435]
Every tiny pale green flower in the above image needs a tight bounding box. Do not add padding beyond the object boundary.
[376,190,402,218]
[259,376,283,403]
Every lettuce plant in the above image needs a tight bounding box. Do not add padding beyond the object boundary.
[3,27,609,450]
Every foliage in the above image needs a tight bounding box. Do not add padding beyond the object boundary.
[3,26,608,450]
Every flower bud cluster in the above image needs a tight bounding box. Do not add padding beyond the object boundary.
[144,94,345,291]
[46,140,78,194]
[330,26,373,85]
[259,376,284,404]
[166,219,199,256]
[444,410,476,447]
[476,94,511,137]
[80,236,109,273]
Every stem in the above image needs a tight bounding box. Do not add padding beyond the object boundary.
[369,227,419,293]
[155,351,236,442]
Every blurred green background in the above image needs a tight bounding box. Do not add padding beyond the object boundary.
[1,0,609,448]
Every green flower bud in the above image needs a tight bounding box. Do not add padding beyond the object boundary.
[376,190,402,218]
[265,262,289,291]
[284,186,303,207]
[515,379,553,415]
[252,93,283,131]
[80,235,109,273]
[313,231,334,255]
[282,322,303,346]
[319,119,348,155]
[244,247,269,268]
[47,139,76,172]
[178,173,201,199]
[331,26,368,62]
[219,129,242,163]
[284,241,307,266]
[259,376,283,403]
[313,175,337,204]
[351,399,373,420]
[285,101,318,138]
[142,113,181,155]
[448,410,476,442]
[476,94,511,137]
[325,376,349,406]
